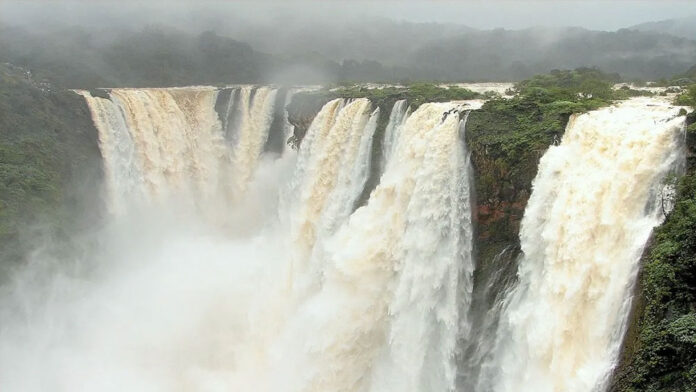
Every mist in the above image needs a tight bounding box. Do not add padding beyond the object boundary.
[1,2,696,391]
[3,1,696,31]
[0,158,296,391]
[2,0,696,86]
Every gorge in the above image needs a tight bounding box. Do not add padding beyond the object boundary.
[0,79,689,391]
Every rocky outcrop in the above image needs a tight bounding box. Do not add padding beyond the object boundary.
[286,93,333,148]
[465,102,566,268]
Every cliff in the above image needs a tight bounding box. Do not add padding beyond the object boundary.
[2,65,691,389]
[0,63,103,278]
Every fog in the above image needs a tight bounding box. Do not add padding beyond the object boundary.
[1,1,695,85]
[1,2,695,391]
[0,157,297,391]
[2,1,696,31]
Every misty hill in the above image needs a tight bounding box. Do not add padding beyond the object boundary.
[0,26,269,88]
[401,27,696,81]
[1,21,696,88]
[629,15,696,40]
[224,18,696,81]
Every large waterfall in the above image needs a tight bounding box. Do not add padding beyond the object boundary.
[78,87,281,217]
[0,87,476,392]
[0,84,687,391]
[477,97,686,392]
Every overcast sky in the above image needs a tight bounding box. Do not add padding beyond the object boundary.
[245,1,696,30]
[2,1,696,31]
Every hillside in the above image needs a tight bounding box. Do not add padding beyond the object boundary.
[0,63,102,276]
[2,22,696,88]
[630,16,696,40]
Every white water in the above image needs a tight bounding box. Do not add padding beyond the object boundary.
[3,88,687,392]
[381,99,409,171]
[78,91,144,214]
[0,92,475,392]
[78,87,279,221]
[480,97,686,392]
[229,87,278,194]
[366,107,474,392]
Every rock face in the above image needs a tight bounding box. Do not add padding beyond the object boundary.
[286,93,333,148]
[465,104,565,267]
[457,103,563,388]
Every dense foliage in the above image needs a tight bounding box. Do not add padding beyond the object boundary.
[0,64,102,277]
[676,85,696,110]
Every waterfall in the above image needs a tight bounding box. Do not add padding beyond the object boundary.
[366,106,474,392]
[11,84,684,392]
[272,102,474,392]
[228,86,278,194]
[0,91,475,392]
[458,245,519,391]
[79,86,278,217]
[286,99,373,261]
[479,97,686,392]
[381,99,410,171]
[78,91,144,214]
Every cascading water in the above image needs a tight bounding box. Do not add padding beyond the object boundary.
[380,99,409,171]
[78,86,278,218]
[477,97,686,392]
[78,91,145,214]
[227,87,278,194]
[268,102,474,392]
[366,107,474,392]
[0,90,476,392]
[286,98,375,261]
[3,82,687,392]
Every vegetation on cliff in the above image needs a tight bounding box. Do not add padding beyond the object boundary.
[676,85,696,112]
[462,68,662,335]
[327,83,484,107]
[466,68,643,245]
[0,64,102,277]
